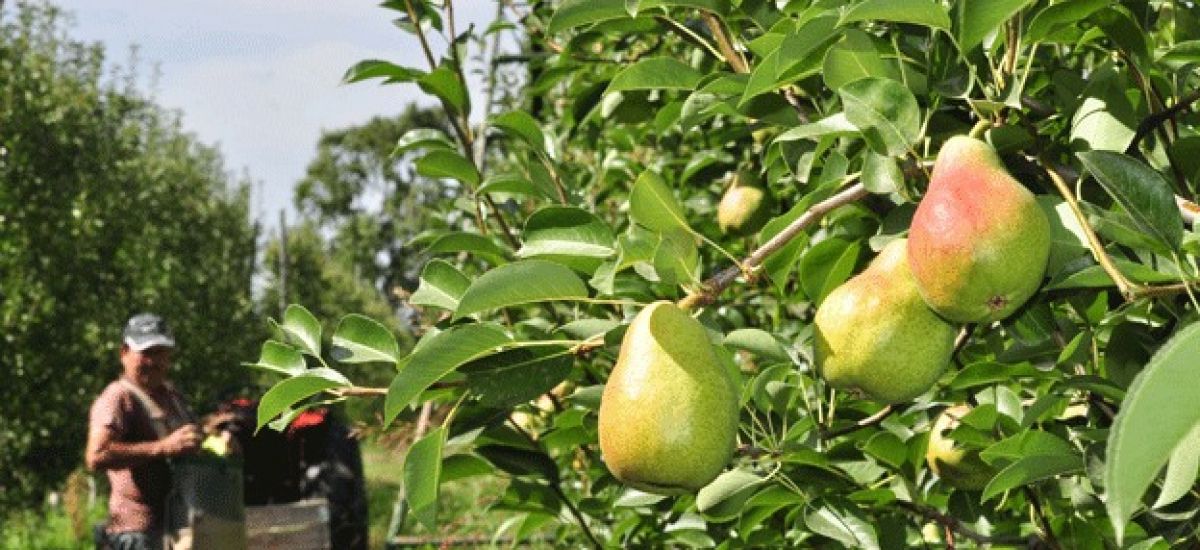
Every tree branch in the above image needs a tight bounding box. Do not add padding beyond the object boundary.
[701,12,748,74]
[820,405,894,440]
[1126,89,1200,157]
[1040,158,1139,301]
[678,182,869,310]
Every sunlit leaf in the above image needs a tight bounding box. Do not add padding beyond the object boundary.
[1106,323,1200,543]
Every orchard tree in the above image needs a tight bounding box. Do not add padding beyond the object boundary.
[252,1,1200,547]
[0,3,261,509]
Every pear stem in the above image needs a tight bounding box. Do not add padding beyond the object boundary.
[1040,159,1140,301]
[678,182,869,310]
[968,119,992,140]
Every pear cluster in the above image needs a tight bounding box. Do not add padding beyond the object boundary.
[816,136,1050,404]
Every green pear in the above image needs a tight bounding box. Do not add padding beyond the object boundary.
[814,239,957,403]
[717,169,775,237]
[598,301,739,495]
[908,136,1051,323]
[926,405,996,490]
[201,434,230,457]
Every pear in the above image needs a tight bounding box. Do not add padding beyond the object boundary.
[908,136,1051,323]
[598,301,739,494]
[814,239,957,403]
[717,169,776,237]
[925,405,996,490]
[201,434,230,457]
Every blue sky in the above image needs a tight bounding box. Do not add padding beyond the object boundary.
[51,0,502,224]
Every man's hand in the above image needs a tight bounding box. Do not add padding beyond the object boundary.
[158,424,203,457]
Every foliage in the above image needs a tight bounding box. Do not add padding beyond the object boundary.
[0,2,261,509]
[255,0,1200,547]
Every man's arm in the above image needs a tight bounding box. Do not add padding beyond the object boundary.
[86,424,202,471]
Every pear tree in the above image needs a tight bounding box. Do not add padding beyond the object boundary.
[254,1,1200,547]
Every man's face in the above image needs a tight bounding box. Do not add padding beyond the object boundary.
[120,345,173,389]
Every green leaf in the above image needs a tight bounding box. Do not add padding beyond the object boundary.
[461,348,573,408]
[614,488,667,507]
[256,368,351,431]
[384,324,512,425]
[608,57,704,93]
[772,113,859,144]
[1025,0,1108,43]
[696,469,766,521]
[546,0,730,34]
[821,30,901,91]
[956,0,1034,53]
[1090,6,1151,63]
[1077,151,1183,252]
[418,64,470,116]
[246,340,307,377]
[949,361,1047,390]
[840,0,951,30]
[547,0,629,34]
[393,128,455,156]
[455,260,589,318]
[1153,422,1200,509]
[415,149,481,188]
[282,304,322,357]
[723,329,791,363]
[517,206,616,259]
[1106,322,1200,543]
[981,452,1083,502]
[1044,259,1178,290]
[741,16,839,104]
[404,427,446,530]
[331,314,399,365]
[477,173,554,199]
[805,502,881,550]
[440,454,495,483]
[341,59,424,84]
[629,171,690,233]
[838,77,920,156]
[981,430,1074,463]
[476,444,560,482]
[491,111,550,156]
[1159,40,1200,69]
[425,232,509,265]
[861,151,903,195]
[800,238,861,305]
[410,260,472,312]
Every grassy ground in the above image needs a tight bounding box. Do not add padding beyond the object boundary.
[361,440,547,548]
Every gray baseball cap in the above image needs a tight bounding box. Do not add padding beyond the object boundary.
[123,313,176,351]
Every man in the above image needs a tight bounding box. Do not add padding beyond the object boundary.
[86,313,202,550]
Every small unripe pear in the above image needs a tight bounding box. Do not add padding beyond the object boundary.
[908,136,1051,323]
[925,405,996,490]
[717,169,775,237]
[815,240,958,403]
[598,301,739,495]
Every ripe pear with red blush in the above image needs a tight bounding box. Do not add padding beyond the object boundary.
[908,136,1050,323]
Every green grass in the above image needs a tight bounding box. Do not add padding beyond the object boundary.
[361,440,546,548]
[1,497,107,550]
